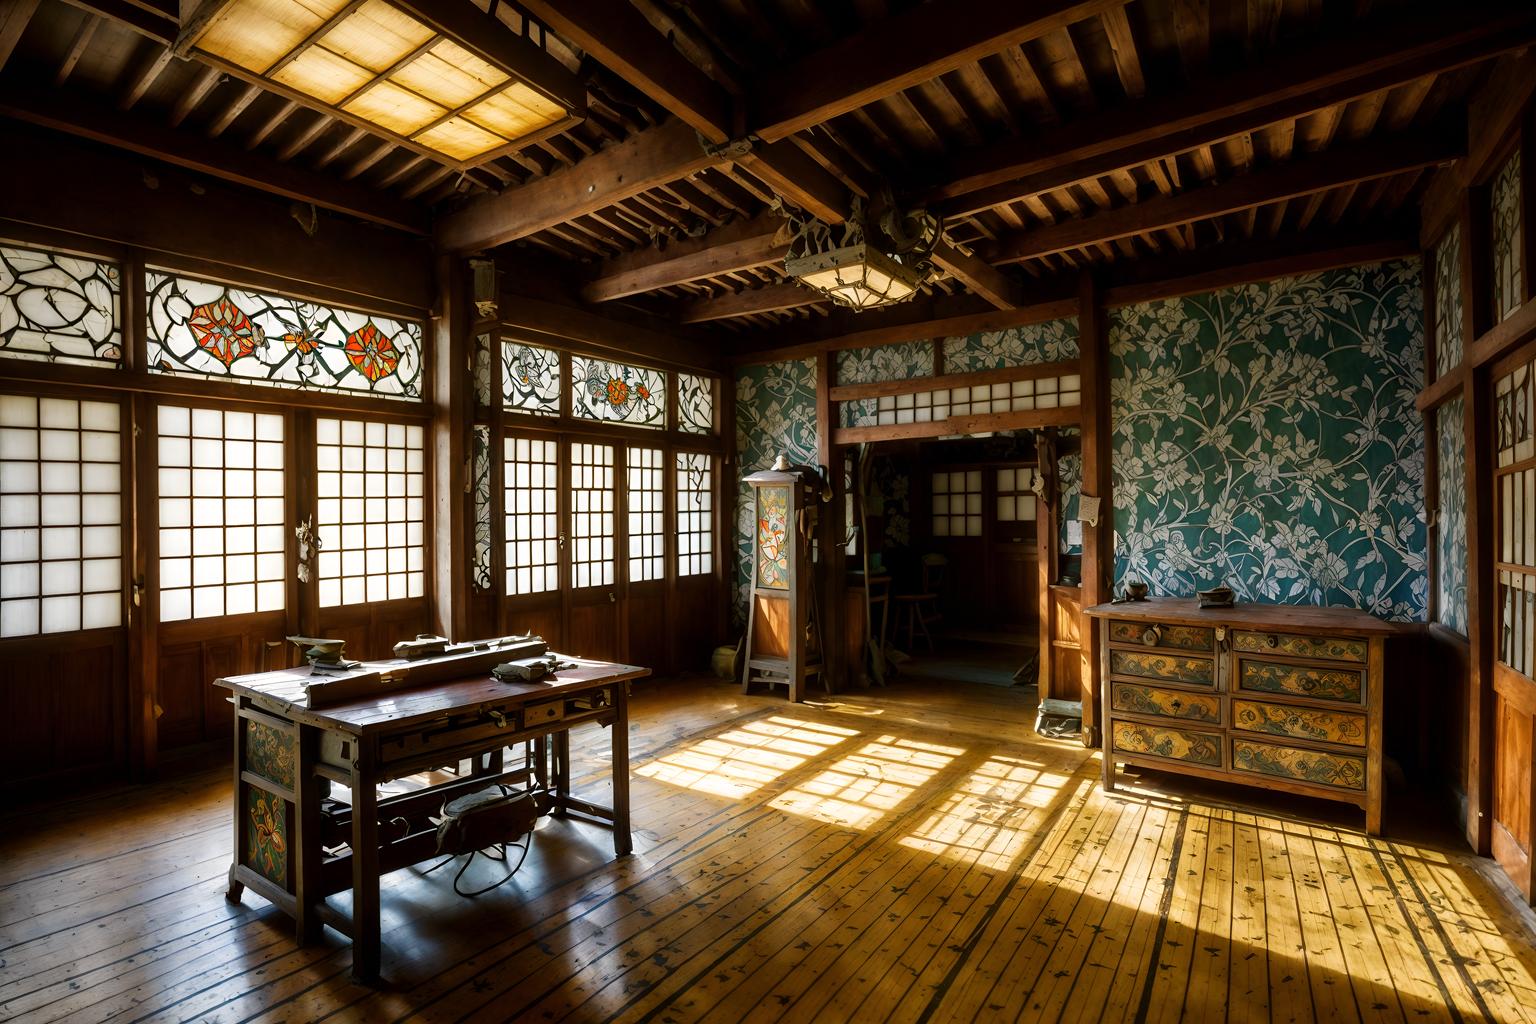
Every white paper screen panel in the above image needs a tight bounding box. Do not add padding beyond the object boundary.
[627,447,664,583]
[315,417,425,607]
[995,468,1038,522]
[569,441,615,589]
[158,405,284,622]
[845,374,1082,427]
[932,470,982,538]
[677,452,713,577]
[0,394,121,637]
[504,435,559,596]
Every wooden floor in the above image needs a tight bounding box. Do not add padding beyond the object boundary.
[4,674,1536,1024]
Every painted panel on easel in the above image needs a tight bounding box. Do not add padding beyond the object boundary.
[244,787,290,889]
[1232,738,1365,790]
[1110,683,1220,723]
[1111,721,1221,766]
[756,485,790,590]
[1108,650,1215,687]
[244,717,295,789]
[1232,699,1366,747]
[1239,659,1363,703]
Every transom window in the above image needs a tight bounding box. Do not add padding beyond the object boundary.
[570,356,665,430]
[0,242,122,368]
[315,417,425,607]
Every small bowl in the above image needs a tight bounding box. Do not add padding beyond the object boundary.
[1123,580,1149,601]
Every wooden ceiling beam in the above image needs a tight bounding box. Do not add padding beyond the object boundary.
[581,211,787,302]
[436,118,716,252]
[736,141,852,223]
[932,239,1022,309]
[990,128,1463,264]
[0,82,429,234]
[0,0,41,73]
[675,282,817,324]
[54,13,98,86]
[925,2,1536,218]
[57,0,173,43]
[751,0,1127,142]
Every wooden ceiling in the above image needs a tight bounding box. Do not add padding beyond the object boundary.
[2,0,1533,345]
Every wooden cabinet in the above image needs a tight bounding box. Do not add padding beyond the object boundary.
[1085,598,1403,834]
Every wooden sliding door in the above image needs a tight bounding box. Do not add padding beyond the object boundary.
[1492,343,1536,899]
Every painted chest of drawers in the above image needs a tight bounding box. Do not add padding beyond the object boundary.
[1085,598,1403,834]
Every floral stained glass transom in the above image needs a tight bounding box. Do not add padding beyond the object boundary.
[157,406,285,622]
[571,356,664,429]
[1492,149,1523,323]
[677,372,715,434]
[502,340,561,416]
[1433,226,1464,378]
[755,484,789,590]
[315,418,425,607]
[1,395,121,638]
[1,243,121,367]
[146,271,423,399]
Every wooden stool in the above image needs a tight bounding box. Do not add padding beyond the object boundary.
[892,555,947,652]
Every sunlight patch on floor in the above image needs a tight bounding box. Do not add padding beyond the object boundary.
[768,736,960,829]
[898,755,1066,867]
[633,715,857,798]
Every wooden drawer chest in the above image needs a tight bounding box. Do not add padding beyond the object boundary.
[1085,599,1403,834]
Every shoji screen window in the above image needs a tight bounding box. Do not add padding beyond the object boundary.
[1,395,121,637]
[315,418,425,606]
[570,442,615,589]
[932,470,981,537]
[627,447,664,583]
[995,468,1038,525]
[504,436,559,595]
[676,453,713,577]
[158,406,284,621]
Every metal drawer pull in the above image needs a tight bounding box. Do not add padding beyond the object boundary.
[487,710,510,728]
[1169,699,1183,710]
[1266,634,1279,649]
[1141,625,1163,646]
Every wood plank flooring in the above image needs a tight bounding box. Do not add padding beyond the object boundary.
[3,674,1536,1023]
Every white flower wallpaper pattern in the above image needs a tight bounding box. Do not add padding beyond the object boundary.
[1436,395,1468,636]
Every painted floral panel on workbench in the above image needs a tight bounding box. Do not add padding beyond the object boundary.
[1432,226,1463,377]
[735,357,816,622]
[146,271,422,398]
[1110,259,1427,622]
[244,787,290,889]
[837,341,933,427]
[570,356,664,429]
[244,717,295,790]
[1436,396,1468,636]
[502,340,561,416]
[0,242,121,367]
[941,317,1080,372]
[1492,148,1523,324]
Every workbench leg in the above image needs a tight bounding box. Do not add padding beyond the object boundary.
[349,759,381,982]
[293,725,323,944]
[613,688,632,857]
[552,728,570,818]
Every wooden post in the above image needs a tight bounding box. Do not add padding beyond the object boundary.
[1077,273,1113,748]
[431,254,469,641]
[1036,428,1059,698]
[815,349,845,694]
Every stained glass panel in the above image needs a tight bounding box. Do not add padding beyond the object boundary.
[0,243,121,367]
[678,372,715,434]
[157,406,285,622]
[146,271,423,399]
[755,484,789,589]
[1492,149,1523,323]
[315,417,425,607]
[1,394,122,637]
[1433,226,1464,378]
[502,340,561,416]
[471,425,492,591]
[570,355,664,429]
[677,452,713,577]
[473,333,493,409]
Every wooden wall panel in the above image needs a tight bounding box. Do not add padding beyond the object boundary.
[673,580,718,672]
[0,630,126,790]
[1494,695,1533,853]
[1426,625,1472,811]
[627,583,668,673]
[568,603,620,662]
[501,602,563,651]
[316,598,433,662]
[157,612,288,750]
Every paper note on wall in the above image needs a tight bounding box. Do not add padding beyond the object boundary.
[1066,520,1083,546]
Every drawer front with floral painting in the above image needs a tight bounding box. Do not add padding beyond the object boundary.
[1236,658,1363,704]
[1111,721,1222,768]
[1231,699,1366,747]
[1231,630,1366,663]
[1108,649,1216,688]
[1230,738,1366,791]
[1110,683,1221,724]
[1108,620,1216,654]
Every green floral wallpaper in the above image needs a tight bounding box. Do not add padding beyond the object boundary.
[1110,260,1427,621]
[1436,396,1468,635]
[943,319,1079,371]
[735,357,817,621]
[838,341,932,426]
[1057,428,1082,557]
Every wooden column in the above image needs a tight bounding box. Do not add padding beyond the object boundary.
[1078,273,1113,747]
[430,254,470,642]
[1462,187,1496,854]
[815,349,845,693]
[1035,428,1059,698]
